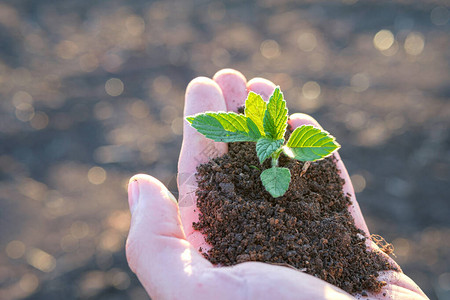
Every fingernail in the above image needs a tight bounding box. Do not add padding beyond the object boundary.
[128,179,140,213]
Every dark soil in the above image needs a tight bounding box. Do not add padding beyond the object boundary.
[193,140,399,295]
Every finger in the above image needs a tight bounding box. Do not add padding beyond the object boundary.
[362,270,428,299]
[288,113,370,236]
[247,77,276,101]
[213,68,248,112]
[126,174,215,298]
[178,77,227,250]
[179,77,228,174]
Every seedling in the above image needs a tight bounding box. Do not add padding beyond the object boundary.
[186,87,340,198]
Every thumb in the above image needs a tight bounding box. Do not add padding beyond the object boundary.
[125,174,212,298]
[126,174,186,273]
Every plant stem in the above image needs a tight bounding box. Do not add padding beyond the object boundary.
[271,148,283,167]
[272,155,278,167]
[300,161,311,177]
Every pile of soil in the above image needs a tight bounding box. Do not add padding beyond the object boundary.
[193,140,399,295]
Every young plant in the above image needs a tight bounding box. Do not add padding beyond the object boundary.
[186,87,340,198]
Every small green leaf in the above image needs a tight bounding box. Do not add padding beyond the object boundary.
[284,125,341,161]
[260,167,291,198]
[263,87,288,140]
[256,138,283,164]
[186,112,259,142]
[245,92,267,136]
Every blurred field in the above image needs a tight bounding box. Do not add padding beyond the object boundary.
[0,0,449,299]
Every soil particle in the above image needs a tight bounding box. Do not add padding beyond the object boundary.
[193,141,399,295]
[219,182,235,194]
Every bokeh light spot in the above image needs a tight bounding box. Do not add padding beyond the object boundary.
[107,210,130,233]
[71,221,90,239]
[12,91,33,107]
[112,271,131,290]
[380,40,399,57]
[357,123,386,147]
[350,174,366,193]
[345,111,367,130]
[404,32,425,56]
[19,273,39,294]
[55,40,79,60]
[18,178,48,201]
[79,271,106,297]
[373,30,394,51]
[15,103,35,122]
[79,53,99,72]
[272,73,293,90]
[128,100,149,119]
[30,111,49,130]
[392,238,411,258]
[126,15,145,36]
[350,73,370,92]
[105,78,124,97]
[153,76,172,95]
[302,81,321,100]
[297,32,317,52]
[107,268,131,290]
[26,248,56,272]
[171,117,183,135]
[101,53,124,73]
[99,230,123,252]
[260,40,280,59]
[431,6,449,26]
[88,166,107,185]
[160,105,178,124]
[6,240,26,259]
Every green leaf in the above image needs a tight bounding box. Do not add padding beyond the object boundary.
[186,112,259,142]
[263,87,288,140]
[256,138,283,164]
[260,167,291,198]
[245,92,267,136]
[247,117,262,141]
[283,125,341,161]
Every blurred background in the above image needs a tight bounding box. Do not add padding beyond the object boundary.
[0,0,448,299]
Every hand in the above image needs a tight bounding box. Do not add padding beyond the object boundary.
[125,69,428,299]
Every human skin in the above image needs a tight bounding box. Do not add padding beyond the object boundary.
[126,69,429,300]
